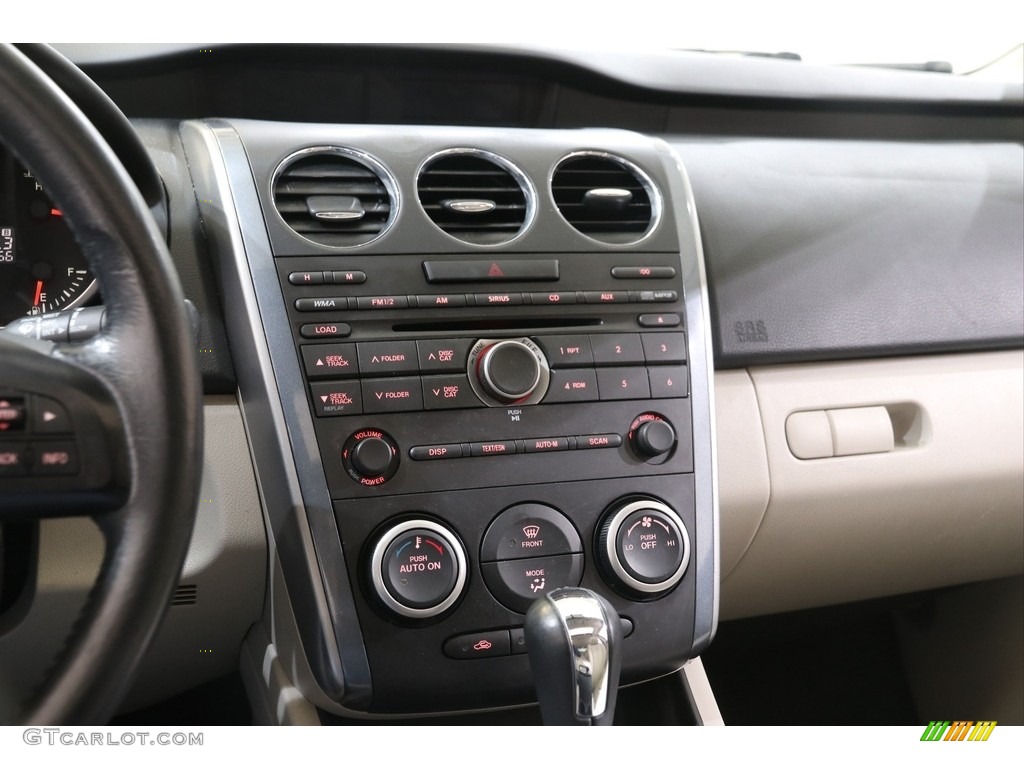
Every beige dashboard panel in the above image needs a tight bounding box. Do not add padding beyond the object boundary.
[719,350,1024,620]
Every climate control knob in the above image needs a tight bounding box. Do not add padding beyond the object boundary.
[368,519,468,619]
[468,337,550,406]
[597,499,690,598]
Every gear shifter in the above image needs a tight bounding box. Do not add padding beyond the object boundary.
[525,587,622,725]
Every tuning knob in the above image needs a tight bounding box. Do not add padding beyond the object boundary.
[469,338,550,406]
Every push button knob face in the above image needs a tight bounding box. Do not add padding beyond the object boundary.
[369,519,468,619]
[478,340,541,402]
[342,429,399,486]
[598,499,690,597]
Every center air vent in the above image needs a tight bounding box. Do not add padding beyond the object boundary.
[417,150,533,245]
[273,148,398,248]
[551,153,660,245]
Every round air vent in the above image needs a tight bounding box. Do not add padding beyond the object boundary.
[273,148,398,248]
[551,152,660,245]
[417,150,534,245]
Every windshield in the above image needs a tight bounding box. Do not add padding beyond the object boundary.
[15,0,1024,82]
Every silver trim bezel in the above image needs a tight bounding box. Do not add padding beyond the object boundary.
[270,145,401,249]
[415,147,537,248]
[549,150,664,247]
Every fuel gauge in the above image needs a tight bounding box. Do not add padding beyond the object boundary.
[0,155,97,326]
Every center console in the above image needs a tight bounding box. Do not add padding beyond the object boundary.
[182,120,717,717]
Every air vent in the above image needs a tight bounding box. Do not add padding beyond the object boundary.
[417,151,533,245]
[171,584,198,607]
[551,153,659,245]
[273,148,397,248]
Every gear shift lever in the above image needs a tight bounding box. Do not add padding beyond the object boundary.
[525,587,622,725]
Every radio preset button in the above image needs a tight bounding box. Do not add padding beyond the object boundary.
[642,332,686,364]
[534,335,593,368]
[649,365,689,398]
[544,370,598,403]
[591,334,645,365]
[597,367,651,400]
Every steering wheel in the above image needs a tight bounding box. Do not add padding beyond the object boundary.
[0,45,202,723]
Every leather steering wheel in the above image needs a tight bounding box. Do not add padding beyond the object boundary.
[0,45,202,723]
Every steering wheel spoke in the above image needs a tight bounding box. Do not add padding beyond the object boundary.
[0,333,128,520]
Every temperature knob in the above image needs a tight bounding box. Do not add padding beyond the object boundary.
[597,499,690,598]
[368,519,468,619]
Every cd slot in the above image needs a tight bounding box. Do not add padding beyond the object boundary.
[392,317,604,333]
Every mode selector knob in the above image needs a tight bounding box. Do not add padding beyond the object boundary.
[597,499,690,598]
[469,338,551,406]
[368,519,468,619]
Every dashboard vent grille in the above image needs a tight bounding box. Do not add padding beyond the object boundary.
[552,154,657,244]
[273,150,395,247]
[418,152,531,245]
[171,584,198,607]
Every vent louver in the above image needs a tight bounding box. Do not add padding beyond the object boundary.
[418,151,532,245]
[171,584,198,607]
[551,154,658,244]
[273,149,396,247]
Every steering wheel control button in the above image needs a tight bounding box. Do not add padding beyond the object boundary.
[369,520,468,619]
[596,367,651,400]
[598,499,690,597]
[641,332,686,364]
[0,443,29,476]
[468,337,550,407]
[362,377,423,414]
[628,413,675,461]
[480,503,582,562]
[0,396,27,432]
[590,333,645,365]
[30,441,80,476]
[482,553,583,614]
[544,369,598,403]
[422,375,480,410]
[357,340,418,375]
[301,343,358,379]
[342,429,399,485]
[310,381,362,417]
[443,630,511,660]
[417,338,473,373]
[32,396,73,433]
[299,323,352,340]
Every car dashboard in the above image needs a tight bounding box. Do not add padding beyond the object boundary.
[0,43,1021,726]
